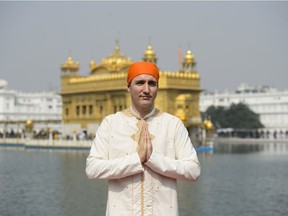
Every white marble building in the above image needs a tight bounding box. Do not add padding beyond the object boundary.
[0,80,62,135]
[200,83,288,135]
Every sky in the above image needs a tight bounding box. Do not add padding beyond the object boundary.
[0,1,288,93]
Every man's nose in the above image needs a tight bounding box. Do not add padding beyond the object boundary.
[143,83,149,92]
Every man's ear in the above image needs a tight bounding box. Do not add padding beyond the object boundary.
[127,86,130,93]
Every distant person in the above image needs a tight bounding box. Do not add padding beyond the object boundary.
[86,62,200,216]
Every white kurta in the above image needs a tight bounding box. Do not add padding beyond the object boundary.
[86,107,200,216]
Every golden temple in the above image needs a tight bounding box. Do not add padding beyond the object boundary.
[60,41,203,141]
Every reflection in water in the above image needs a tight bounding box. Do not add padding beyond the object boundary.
[215,142,288,154]
[262,142,288,154]
[0,143,288,216]
[0,150,108,216]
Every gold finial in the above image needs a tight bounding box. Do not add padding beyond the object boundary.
[115,40,120,53]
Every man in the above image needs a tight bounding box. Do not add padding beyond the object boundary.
[86,62,200,216]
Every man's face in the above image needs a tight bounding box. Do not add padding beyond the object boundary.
[128,74,158,111]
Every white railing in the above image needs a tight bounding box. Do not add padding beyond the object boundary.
[0,137,92,149]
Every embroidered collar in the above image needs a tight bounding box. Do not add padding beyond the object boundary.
[121,106,162,120]
[129,106,156,120]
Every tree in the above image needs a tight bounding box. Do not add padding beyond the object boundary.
[204,103,264,129]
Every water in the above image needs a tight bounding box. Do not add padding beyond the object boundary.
[0,143,288,216]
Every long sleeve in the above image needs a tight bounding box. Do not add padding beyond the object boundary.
[86,117,144,180]
[145,119,201,182]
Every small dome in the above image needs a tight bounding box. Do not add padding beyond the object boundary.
[184,50,195,64]
[61,56,79,71]
[182,49,196,70]
[145,45,155,55]
[26,119,33,127]
[203,117,213,130]
[142,44,157,63]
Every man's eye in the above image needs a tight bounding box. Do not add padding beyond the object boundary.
[149,82,157,86]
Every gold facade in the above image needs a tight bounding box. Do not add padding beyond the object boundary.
[60,42,202,130]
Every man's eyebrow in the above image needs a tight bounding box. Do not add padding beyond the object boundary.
[135,79,145,82]
[133,78,157,83]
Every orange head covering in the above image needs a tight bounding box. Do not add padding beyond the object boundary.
[127,62,159,85]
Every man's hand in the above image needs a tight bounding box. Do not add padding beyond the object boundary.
[145,123,153,162]
[138,122,147,163]
[138,122,153,163]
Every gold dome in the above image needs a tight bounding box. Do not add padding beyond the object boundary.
[90,41,132,75]
[25,119,33,129]
[203,117,214,130]
[145,45,155,55]
[142,44,157,63]
[61,56,79,72]
[101,46,131,65]
[182,49,196,70]
[184,50,195,64]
